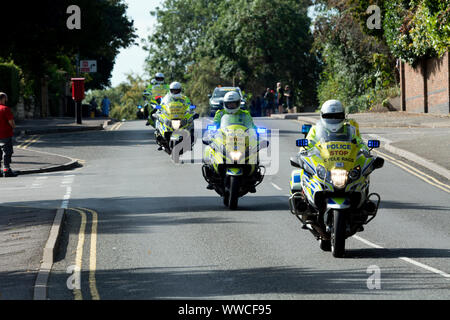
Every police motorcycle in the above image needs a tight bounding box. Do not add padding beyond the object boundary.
[142,91,164,124]
[202,115,269,210]
[152,99,199,156]
[289,124,384,257]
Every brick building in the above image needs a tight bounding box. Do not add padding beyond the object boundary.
[400,51,450,114]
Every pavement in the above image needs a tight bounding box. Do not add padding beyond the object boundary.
[0,117,113,300]
[0,115,449,300]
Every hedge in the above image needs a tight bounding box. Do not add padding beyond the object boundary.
[0,62,21,108]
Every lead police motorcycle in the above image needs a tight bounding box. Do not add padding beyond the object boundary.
[202,115,269,210]
[289,124,384,257]
[152,99,199,156]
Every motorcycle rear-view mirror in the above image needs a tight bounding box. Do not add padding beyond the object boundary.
[258,140,269,151]
[296,139,309,148]
[290,157,302,169]
[373,157,384,170]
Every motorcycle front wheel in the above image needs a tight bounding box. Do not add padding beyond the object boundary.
[331,210,346,258]
[228,176,240,210]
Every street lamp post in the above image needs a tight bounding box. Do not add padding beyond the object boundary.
[169,61,176,81]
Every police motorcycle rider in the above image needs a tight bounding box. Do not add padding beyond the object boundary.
[204,91,259,191]
[213,91,256,129]
[305,100,366,152]
[145,73,170,127]
[154,81,194,151]
[297,99,377,220]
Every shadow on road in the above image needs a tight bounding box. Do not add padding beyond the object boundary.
[24,129,157,149]
[379,200,450,212]
[43,265,450,300]
[2,195,289,236]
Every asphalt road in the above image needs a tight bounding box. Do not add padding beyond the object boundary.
[2,119,449,299]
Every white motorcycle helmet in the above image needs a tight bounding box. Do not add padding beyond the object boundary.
[320,100,346,133]
[169,82,182,99]
[155,73,165,84]
[223,91,241,114]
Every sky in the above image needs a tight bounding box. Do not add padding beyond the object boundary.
[110,0,162,87]
[111,1,319,88]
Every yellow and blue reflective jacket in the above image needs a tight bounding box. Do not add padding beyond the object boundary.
[306,120,368,152]
[213,109,256,129]
[146,83,170,102]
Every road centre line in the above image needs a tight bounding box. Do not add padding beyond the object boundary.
[353,235,450,280]
[271,183,283,191]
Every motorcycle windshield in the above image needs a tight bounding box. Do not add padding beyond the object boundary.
[152,85,168,97]
[315,124,353,143]
[163,101,187,120]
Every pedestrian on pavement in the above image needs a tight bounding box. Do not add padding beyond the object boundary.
[284,85,294,113]
[276,82,285,114]
[264,88,275,117]
[101,96,111,117]
[90,97,98,117]
[0,92,18,177]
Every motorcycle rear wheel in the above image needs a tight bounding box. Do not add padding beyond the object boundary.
[331,210,346,258]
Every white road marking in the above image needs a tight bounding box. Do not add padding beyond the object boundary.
[61,177,75,209]
[271,183,283,191]
[353,235,450,279]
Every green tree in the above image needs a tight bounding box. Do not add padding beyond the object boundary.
[1,0,137,116]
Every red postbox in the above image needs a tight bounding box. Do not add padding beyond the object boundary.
[71,78,85,102]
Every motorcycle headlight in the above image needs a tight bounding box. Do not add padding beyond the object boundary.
[331,169,348,189]
[349,166,361,181]
[229,151,243,161]
[172,120,181,130]
[317,165,327,180]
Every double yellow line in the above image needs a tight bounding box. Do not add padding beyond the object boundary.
[110,122,123,131]
[17,135,41,149]
[68,208,100,300]
[375,150,450,194]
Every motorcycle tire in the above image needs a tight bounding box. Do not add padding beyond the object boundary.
[331,210,346,258]
[228,176,239,210]
[223,193,229,208]
[319,239,331,252]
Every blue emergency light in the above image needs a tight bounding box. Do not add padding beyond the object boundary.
[257,127,267,134]
[302,124,312,134]
[296,139,309,147]
[368,140,380,149]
